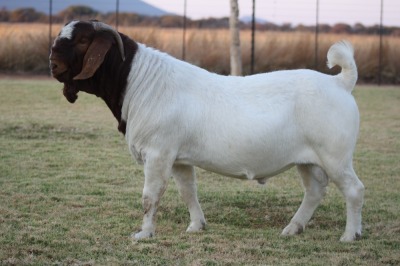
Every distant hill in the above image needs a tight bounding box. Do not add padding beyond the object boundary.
[240,16,268,24]
[0,0,171,17]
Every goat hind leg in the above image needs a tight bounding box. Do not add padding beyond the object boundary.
[172,165,206,232]
[330,166,364,242]
[282,165,328,236]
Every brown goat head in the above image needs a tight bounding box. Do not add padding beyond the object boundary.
[50,20,138,134]
[49,20,125,103]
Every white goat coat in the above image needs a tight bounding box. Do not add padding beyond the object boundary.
[121,43,359,182]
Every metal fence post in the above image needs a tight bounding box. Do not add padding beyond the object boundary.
[250,0,256,74]
[182,0,187,60]
[315,0,319,70]
[378,0,384,85]
[116,0,119,30]
[48,0,53,76]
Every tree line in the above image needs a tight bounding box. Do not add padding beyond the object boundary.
[1,6,399,36]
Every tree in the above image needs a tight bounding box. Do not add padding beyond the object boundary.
[160,15,184,28]
[331,23,352,34]
[353,23,366,34]
[0,8,10,22]
[9,8,46,22]
[58,6,99,21]
[229,0,242,76]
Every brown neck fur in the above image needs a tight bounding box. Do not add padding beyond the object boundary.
[72,33,138,135]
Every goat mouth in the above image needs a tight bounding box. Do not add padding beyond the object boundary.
[52,70,69,83]
[50,60,69,81]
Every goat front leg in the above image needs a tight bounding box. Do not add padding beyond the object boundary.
[133,155,172,240]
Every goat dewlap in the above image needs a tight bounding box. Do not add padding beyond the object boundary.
[50,21,364,242]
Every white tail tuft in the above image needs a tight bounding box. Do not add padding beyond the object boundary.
[327,40,357,92]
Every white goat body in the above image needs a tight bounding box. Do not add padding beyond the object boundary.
[51,22,364,242]
[121,41,364,241]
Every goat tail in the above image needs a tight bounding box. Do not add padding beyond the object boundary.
[327,40,357,93]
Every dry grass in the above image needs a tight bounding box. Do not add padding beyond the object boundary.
[0,23,399,83]
[0,24,51,73]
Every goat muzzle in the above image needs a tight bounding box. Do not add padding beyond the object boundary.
[49,57,69,81]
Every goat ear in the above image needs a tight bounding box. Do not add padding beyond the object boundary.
[73,35,112,80]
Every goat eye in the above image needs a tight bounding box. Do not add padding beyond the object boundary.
[79,37,89,44]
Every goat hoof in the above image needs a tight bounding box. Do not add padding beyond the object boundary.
[186,220,206,232]
[340,232,361,242]
[281,222,304,236]
[132,230,154,240]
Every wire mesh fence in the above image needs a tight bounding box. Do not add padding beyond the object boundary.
[1,0,399,84]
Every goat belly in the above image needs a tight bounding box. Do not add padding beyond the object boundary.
[174,101,313,179]
[176,154,296,180]
[175,132,306,180]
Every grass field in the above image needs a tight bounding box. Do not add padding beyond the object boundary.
[0,78,399,265]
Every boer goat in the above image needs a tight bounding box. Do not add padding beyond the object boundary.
[50,20,364,242]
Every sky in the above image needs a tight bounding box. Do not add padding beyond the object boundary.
[144,0,400,27]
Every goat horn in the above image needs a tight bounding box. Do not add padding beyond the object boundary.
[92,21,126,61]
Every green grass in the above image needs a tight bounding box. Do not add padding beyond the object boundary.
[0,78,399,265]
